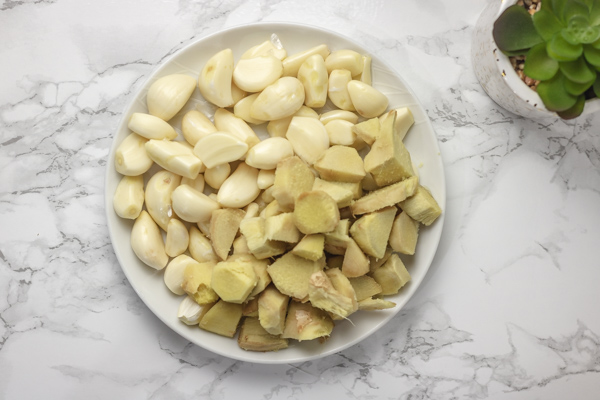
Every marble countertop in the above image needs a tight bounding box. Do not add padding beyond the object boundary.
[2,0,600,399]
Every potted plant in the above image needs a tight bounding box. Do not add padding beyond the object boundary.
[472,0,600,119]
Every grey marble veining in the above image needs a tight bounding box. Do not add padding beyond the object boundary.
[1,0,600,399]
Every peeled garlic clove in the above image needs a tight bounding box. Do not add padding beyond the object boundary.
[257,169,275,189]
[145,170,181,231]
[181,174,205,193]
[297,54,328,108]
[251,77,305,121]
[233,55,283,93]
[244,202,260,219]
[178,295,213,325]
[182,110,217,146]
[285,116,329,165]
[165,219,190,258]
[204,163,231,190]
[214,108,260,149]
[189,226,218,262]
[359,55,372,85]
[325,119,356,146]
[128,113,178,140]
[164,254,195,295]
[198,48,234,108]
[114,133,153,176]
[319,110,359,125]
[131,210,168,270]
[171,184,220,223]
[231,82,247,104]
[233,93,266,125]
[241,37,287,61]
[193,132,248,169]
[245,137,294,170]
[217,163,260,208]
[282,44,330,77]
[266,105,319,138]
[347,80,388,118]
[145,140,203,179]
[147,74,196,121]
[325,49,364,76]
[328,69,355,111]
[113,175,144,219]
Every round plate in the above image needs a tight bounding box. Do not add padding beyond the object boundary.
[105,22,446,364]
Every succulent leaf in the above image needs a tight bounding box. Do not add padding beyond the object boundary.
[564,76,594,94]
[563,1,591,24]
[493,5,543,53]
[524,43,560,80]
[533,9,566,40]
[557,94,586,118]
[536,71,579,111]
[562,16,600,44]
[549,32,584,60]
[551,0,569,23]
[559,57,597,82]
[584,43,600,66]
[594,77,600,96]
[590,0,600,25]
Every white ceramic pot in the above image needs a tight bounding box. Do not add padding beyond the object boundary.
[472,0,600,119]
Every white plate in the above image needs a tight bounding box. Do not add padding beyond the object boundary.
[105,22,446,364]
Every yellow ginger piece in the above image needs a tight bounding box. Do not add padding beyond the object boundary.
[211,257,258,304]
[364,109,414,186]
[232,235,251,255]
[308,270,356,318]
[350,176,418,215]
[221,253,272,300]
[210,208,245,260]
[242,297,259,317]
[379,107,414,141]
[293,191,340,234]
[369,247,393,273]
[265,212,301,243]
[399,185,442,226]
[312,178,354,208]
[342,237,370,278]
[267,252,325,301]
[181,260,219,305]
[282,300,334,341]
[258,284,290,335]
[348,275,382,301]
[199,300,243,338]
[239,217,287,259]
[358,298,396,310]
[325,267,358,318]
[370,253,411,295]
[389,211,419,255]
[238,317,289,352]
[291,234,325,261]
[349,206,397,259]
[313,145,366,183]
[272,156,315,211]
[352,117,380,146]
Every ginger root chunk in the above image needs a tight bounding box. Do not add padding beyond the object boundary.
[293,191,340,234]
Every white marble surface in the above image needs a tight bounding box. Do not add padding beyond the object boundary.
[1,0,600,398]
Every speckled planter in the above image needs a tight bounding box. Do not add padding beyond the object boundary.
[472,0,600,119]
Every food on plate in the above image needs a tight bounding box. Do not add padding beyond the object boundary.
[112,36,442,353]
[146,74,196,121]
[112,175,144,219]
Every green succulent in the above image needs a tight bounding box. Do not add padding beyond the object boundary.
[493,0,600,119]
